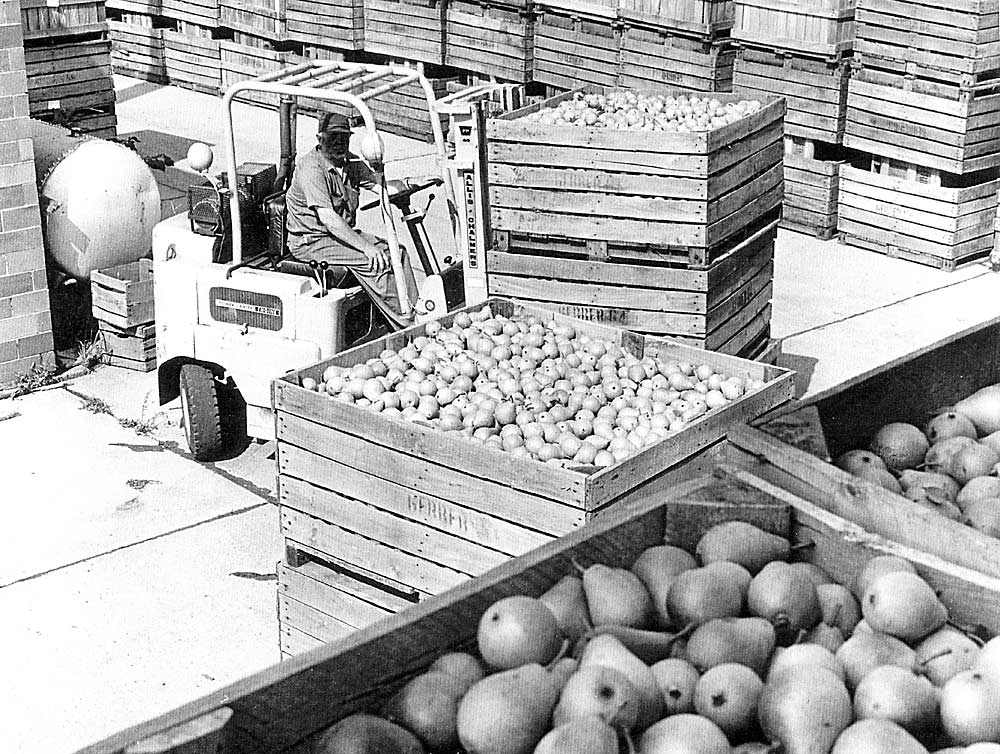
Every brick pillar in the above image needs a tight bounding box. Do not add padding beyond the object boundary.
[0,0,54,387]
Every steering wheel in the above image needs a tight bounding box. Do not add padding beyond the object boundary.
[360,176,443,212]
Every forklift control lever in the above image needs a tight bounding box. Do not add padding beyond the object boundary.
[359,177,443,212]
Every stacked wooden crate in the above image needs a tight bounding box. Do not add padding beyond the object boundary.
[20,0,117,138]
[445,0,534,82]
[109,11,169,83]
[485,86,785,355]
[220,33,301,108]
[288,0,363,50]
[163,21,224,94]
[532,0,619,91]
[367,65,459,141]
[732,0,855,238]
[841,0,1000,269]
[617,0,736,92]
[363,0,438,62]
[273,298,794,654]
[91,260,157,371]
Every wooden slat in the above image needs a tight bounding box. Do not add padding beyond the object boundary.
[279,562,396,629]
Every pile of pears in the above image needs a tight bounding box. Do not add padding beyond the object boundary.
[837,385,1000,536]
[312,521,1000,754]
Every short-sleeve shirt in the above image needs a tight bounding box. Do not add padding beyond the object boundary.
[285,147,376,245]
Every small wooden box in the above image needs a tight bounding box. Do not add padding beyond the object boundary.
[532,1,620,90]
[91,259,155,329]
[98,321,157,372]
[782,137,844,239]
[362,0,442,63]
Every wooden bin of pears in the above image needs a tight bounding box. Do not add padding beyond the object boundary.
[79,464,1000,754]
[273,297,794,656]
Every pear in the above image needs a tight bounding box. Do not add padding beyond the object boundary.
[577,633,663,729]
[650,658,700,715]
[974,636,1000,681]
[577,561,653,628]
[639,713,731,754]
[383,671,467,751]
[855,464,904,494]
[538,576,592,642]
[982,430,1000,454]
[836,631,917,689]
[899,470,961,500]
[862,571,947,643]
[768,644,846,683]
[702,560,752,601]
[695,520,791,574]
[967,745,1000,754]
[853,665,939,734]
[853,619,876,636]
[870,423,930,472]
[533,717,619,754]
[428,652,485,693]
[830,719,929,754]
[456,663,562,754]
[915,626,980,686]
[788,562,835,588]
[732,745,778,754]
[940,669,1000,745]
[552,665,641,730]
[837,449,890,475]
[962,498,1000,537]
[747,562,822,644]
[956,477,1000,512]
[477,595,562,669]
[315,713,425,754]
[806,622,847,653]
[693,662,764,737]
[666,566,744,628]
[926,411,978,444]
[758,666,853,754]
[856,555,917,597]
[948,444,1000,486]
[817,583,862,635]
[924,436,977,474]
[953,385,1000,436]
[685,617,776,676]
[631,545,697,628]
[549,657,580,692]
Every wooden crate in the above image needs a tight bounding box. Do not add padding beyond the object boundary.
[162,0,219,28]
[24,37,116,119]
[98,321,157,372]
[782,136,844,239]
[19,0,107,40]
[363,0,442,63]
[367,72,457,142]
[532,1,620,90]
[838,160,999,270]
[274,299,793,621]
[733,43,850,144]
[110,19,168,83]
[486,85,785,268]
[845,65,1000,174]
[854,0,1000,87]
[163,28,222,94]
[221,0,288,41]
[106,0,161,15]
[445,0,535,83]
[488,221,776,353]
[734,0,855,58]
[91,259,155,328]
[80,460,1000,751]
[220,39,295,108]
[287,0,363,50]
[618,17,736,92]
[617,0,734,37]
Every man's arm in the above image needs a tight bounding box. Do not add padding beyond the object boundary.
[315,207,390,274]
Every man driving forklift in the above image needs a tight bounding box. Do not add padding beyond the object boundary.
[284,111,418,326]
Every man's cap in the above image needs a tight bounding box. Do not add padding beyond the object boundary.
[318,112,352,135]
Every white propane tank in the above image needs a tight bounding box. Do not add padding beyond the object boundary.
[31,119,161,281]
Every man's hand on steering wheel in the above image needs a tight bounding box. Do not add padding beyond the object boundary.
[364,244,391,274]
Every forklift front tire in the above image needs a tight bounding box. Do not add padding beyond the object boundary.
[179,363,225,461]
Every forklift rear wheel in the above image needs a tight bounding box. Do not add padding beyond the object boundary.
[179,364,225,461]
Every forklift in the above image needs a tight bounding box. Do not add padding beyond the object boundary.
[152,62,471,460]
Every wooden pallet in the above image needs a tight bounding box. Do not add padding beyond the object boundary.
[488,221,777,353]
[845,65,1000,174]
[286,0,363,50]
[618,18,736,92]
[445,0,535,83]
[617,0,734,37]
[486,85,786,267]
[24,37,116,118]
[733,43,850,144]
[109,19,168,83]
[532,2,619,90]
[221,0,288,41]
[162,0,219,28]
[854,0,1000,86]
[781,136,843,238]
[838,161,999,270]
[734,0,855,58]
[98,321,157,372]
[19,0,107,40]
[163,28,222,94]
[91,259,155,329]
[367,72,456,142]
[362,0,443,63]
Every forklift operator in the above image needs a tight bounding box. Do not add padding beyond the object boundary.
[285,111,416,325]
